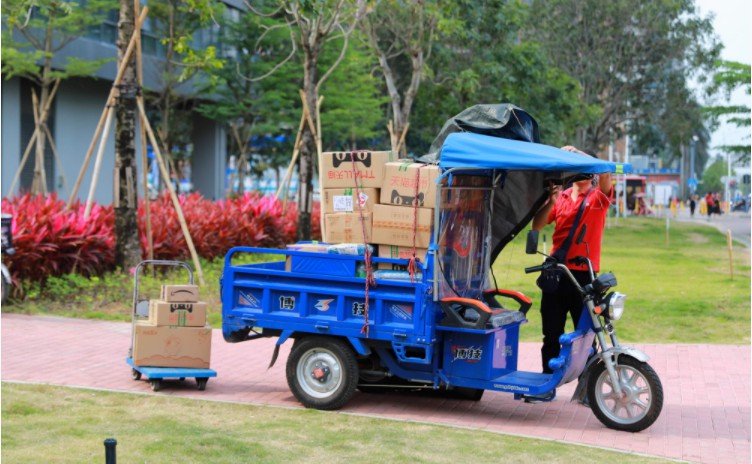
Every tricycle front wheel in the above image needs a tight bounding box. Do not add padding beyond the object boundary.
[286,337,358,410]
[588,356,663,432]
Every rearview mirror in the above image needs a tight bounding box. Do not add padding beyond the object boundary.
[526,230,539,254]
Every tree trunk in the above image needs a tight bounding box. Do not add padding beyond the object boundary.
[32,24,56,195]
[296,57,319,242]
[114,0,141,270]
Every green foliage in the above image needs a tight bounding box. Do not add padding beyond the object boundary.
[699,157,732,195]
[408,1,590,152]
[704,60,751,163]
[318,39,388,149]
[197,10,299,170]
[1,0,116,83]
[143,0,226,159]
[526,0,721,155]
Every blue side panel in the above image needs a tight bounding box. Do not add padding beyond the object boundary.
[221,247,434,346]
[440,322,522,380]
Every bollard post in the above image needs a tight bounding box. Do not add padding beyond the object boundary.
[104,438,117,464]
[726,230,733,279]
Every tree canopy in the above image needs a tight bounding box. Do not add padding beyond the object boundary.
[525,0,721,158]
[704,60,751,164]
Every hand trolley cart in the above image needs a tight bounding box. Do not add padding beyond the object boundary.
[126,260,217,391]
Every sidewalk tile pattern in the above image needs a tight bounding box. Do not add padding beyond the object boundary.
[2,314,749,463]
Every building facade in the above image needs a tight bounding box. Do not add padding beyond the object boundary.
[0,2,249,204]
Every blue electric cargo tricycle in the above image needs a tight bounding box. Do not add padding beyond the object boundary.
[220,132,663,432]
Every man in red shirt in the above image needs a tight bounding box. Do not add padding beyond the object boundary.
[528,146,612,401]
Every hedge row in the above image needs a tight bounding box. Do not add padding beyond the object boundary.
[1,192,321,284]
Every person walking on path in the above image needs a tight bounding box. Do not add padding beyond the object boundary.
[528,146,613,402]
[689,195,696,217]
[705,192,714,221]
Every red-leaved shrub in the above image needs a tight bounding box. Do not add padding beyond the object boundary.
[1,193,115,283]
[138,192,321,262]
[0,191,321,284]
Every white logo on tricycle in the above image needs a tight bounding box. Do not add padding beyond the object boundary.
[389,304,412,320]
[315,299,334,311]
[238,291,260,308]
[452,345,482,362]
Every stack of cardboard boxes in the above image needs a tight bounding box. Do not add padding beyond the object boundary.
[319,151,440,272]
[132,284,212,369]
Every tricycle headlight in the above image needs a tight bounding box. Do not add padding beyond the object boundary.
[602,292,627,320]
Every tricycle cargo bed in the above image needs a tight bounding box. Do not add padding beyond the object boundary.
[221,247,433,346]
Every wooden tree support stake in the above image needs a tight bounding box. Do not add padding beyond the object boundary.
[68,6,149,209]
[395,122,410,156]
[137,97,205,286]
[30,91,49,195]
[8,79,61,195]
[84,106,115,218]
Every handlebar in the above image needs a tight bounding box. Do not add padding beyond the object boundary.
[524,264,547,274]
[525,260,589,296]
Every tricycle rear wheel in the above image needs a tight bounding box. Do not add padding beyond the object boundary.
[587,355,663,432]
[286,337,358,410]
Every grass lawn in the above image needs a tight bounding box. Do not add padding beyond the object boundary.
[1,383,671,464]
[5,217,748,344]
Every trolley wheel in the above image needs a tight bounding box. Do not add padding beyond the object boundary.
[150,379,162,392]
[588,356,663,432]
[196,377,208,391]
[286,336,358,410]
[131,368,142,381]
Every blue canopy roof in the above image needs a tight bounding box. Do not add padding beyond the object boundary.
[439,132,630,174]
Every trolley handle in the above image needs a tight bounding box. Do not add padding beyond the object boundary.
[134,260,194,285]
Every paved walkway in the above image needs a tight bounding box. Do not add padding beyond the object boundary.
[2,314,749,463]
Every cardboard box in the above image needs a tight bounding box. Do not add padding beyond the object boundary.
[319,151,393,189]
[381,162,440,209]
[148,300,207,327]
[132,322,212,368]
[324,212,372,243]
[378,245,428,262]
[322,188,379,214]
[372,204,434,248]
[161,285,199,303]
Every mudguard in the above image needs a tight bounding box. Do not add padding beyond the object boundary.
[603,346,650,363]
[1,264,10,284]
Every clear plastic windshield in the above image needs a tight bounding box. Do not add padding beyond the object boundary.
[436,176,493,300]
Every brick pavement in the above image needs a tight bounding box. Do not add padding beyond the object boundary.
[1,313,749,463]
